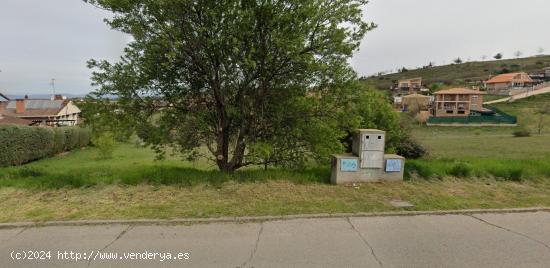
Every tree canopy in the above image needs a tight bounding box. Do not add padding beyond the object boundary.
[85,0,375,171]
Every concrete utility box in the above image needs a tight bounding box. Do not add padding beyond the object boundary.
[332,129,405,184]
[353,129,385,169]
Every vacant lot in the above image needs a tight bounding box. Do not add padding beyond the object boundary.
[1,94,549,223]
[493,92,550,134]
[409,126,550,180]
[1,138,549,223]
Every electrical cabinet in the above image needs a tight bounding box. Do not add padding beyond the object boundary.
[354,129,386,169]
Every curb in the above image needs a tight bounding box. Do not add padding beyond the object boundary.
[1,207,548,230]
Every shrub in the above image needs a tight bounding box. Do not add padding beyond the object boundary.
[488,166,524,181]
[405,162,434,179]
[0,125,91,167]
[0,125,55,166]
[513,129,531,137]
[396,136,427,159]
[52,128,67,155]
[92,132,116,159]
[449,162,473,177]
[508,168,524,182]
[78,128,92,147]
[64,128,80,151]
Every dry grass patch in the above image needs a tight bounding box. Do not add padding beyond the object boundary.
[1,179,549,223]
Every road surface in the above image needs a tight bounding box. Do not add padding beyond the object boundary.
[1,212,549,267]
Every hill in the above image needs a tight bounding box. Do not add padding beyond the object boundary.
[362,55,550,90]
[493,92,550,134]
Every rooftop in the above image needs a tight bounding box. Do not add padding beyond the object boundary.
[485,72,533,84]
[3,99,70,117]
[0,114,32,125]
[0,92,9,101]
[434,88,487,95]
[402,93,431,99]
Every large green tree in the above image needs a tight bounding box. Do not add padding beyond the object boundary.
[85,0,375,171]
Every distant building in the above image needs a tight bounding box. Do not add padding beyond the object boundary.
[529,67,550,83]
[391,77,425,96]
[432,88,486,117]
[484,72,534,95]
[0,95,81,126]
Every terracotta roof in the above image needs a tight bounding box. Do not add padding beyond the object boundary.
[485,72,533,84]
[434,88,487,95]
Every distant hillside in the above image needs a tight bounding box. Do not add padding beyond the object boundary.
[362,55,550,90]
[5,93,86,100]
[493,92,550,134]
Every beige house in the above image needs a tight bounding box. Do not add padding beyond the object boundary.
[432,88,486,117]
[485,72,534,95]
[1,96,81,126]
[392,77,423,96]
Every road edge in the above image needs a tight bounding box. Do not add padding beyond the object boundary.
[1,207,549,229]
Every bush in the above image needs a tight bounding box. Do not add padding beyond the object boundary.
[52,128,67,155]
[92,132,116,159]
[0,125,91,167]
[396,135,427,159]
[513,129,531,137]
[78,128,92,148]
[0,125,55,166]
[488,166,524,181]
[64,128,80,151]
[449,162,473,177]
[405,161,435,179]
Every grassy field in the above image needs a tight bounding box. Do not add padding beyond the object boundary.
[1,93,549,223]
[363,55,550,89]
[493,92,550,133]
[409,126,550,180]
[0,137,549,223]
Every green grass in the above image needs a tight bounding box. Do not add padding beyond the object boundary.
[408,122,550,181]
[493,92,550,134]
[363,55,550,89]
[0,144,329,189]
[0,139,549,223]
[1,178,549,223]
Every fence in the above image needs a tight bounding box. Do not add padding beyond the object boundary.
[427,107,517,125]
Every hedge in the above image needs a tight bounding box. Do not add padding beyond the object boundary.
[0,125,91,167]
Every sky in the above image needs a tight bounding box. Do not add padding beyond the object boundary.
[1,0,549,95]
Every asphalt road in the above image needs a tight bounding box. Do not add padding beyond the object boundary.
[1,212,550,268]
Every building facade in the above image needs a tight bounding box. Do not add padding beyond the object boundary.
[0,96,81,126]
[432,88,486,117]
[391,77,423,96]
[485,72,534,95]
